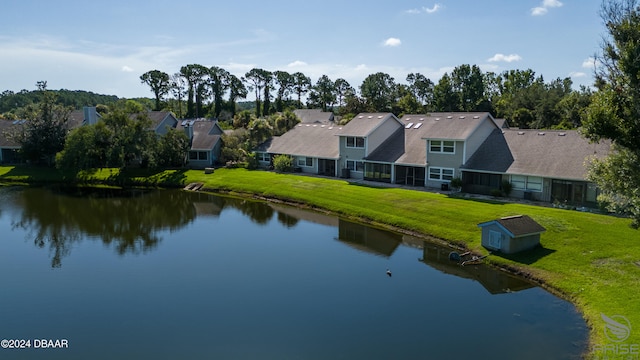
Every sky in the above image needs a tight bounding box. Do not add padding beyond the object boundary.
[1,0,605,99]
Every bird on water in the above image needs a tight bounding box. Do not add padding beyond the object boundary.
[386,269,392,277]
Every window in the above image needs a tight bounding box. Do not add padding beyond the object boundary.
[346,160,364,172]
[297,157,313,167]
[189,151,208,161]
[511,175,542,192]
[256,152,270,162]
[429,167,454,181]
[429,140,455,153]
[346,136,365,148]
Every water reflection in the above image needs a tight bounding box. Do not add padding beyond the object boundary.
[4,185,533,299]
[419,242,535,294]
[7,187,198,267]
[337,219,401,257]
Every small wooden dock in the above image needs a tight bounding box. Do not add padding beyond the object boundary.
[184,182,204,191]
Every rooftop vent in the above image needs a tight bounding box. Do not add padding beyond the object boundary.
[435,118,440,121]
[518,131,525,135]
[459,116,465,119]
[558,132,566,136]
[358,116,364,118]
[419,118,425,121]
[367,115,373,119]
[405,123,414,129]
[378,115,383,118]
[538,132,545,136]
[473,115,480,119]
[447,116,453,119]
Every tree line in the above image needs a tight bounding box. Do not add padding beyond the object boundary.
[139,64,593,130]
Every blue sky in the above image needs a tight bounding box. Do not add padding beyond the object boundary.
[1,0,604,99]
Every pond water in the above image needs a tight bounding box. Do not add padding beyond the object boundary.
[0,187,587,359]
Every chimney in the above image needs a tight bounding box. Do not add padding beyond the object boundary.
[83,106,98,125]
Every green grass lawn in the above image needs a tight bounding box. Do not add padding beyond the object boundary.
[1,165,638,355]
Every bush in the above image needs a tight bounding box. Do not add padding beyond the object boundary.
[272,154,293,172]
[501,180,513,197]
[450,177,463,190]
[490,189,503,197]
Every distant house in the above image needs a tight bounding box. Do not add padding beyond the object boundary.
[293,109,335,125]
[0,107,101,164]
[177,119,224,168]
[477,215,546,254]
[257,122,341,176]
[0,119,24,163]
[145,111,179,135]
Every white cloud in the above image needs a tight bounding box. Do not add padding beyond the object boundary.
[582,57,598,69]
[488,53,522,63]
[121,65,134,72]
[543,0,563,8]
[383,37,402,47]
[424,4,442,13]
[531,7,548,16]
[531,0,562,16]
[406,3,442,14]
[287,60,307,67]
[569,71,586,78]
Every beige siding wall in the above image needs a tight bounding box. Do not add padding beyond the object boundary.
[425,140,464,187]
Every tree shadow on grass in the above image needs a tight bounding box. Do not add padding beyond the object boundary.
[493,245,557,265]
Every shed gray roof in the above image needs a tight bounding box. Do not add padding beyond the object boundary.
[336,113,399,137]
[462,128,612,180]
[265,123,341,159]
[478,215,546,237]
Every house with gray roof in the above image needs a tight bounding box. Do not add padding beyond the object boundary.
[0,119,23,163]
[0,107,101,164]
[257,122,342,176]
[336,113,404,181]
[461,128,611,206]
[176,119,224,168]
[254,111,610,207]
[293,109,334,125]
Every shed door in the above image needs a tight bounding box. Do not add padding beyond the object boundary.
[489,230,502,249]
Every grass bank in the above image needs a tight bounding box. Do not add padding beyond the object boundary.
[1,166,638,356]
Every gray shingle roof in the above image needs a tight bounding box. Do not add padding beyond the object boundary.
[416,112,496,140]
[367,113,497,166]
[266,123,341,159]
[336,113,398,137]
[176,119,222,151]
[479,215,546,237]
[0,120,21,147]
[293,109,334,124]
[462,128,612,180]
